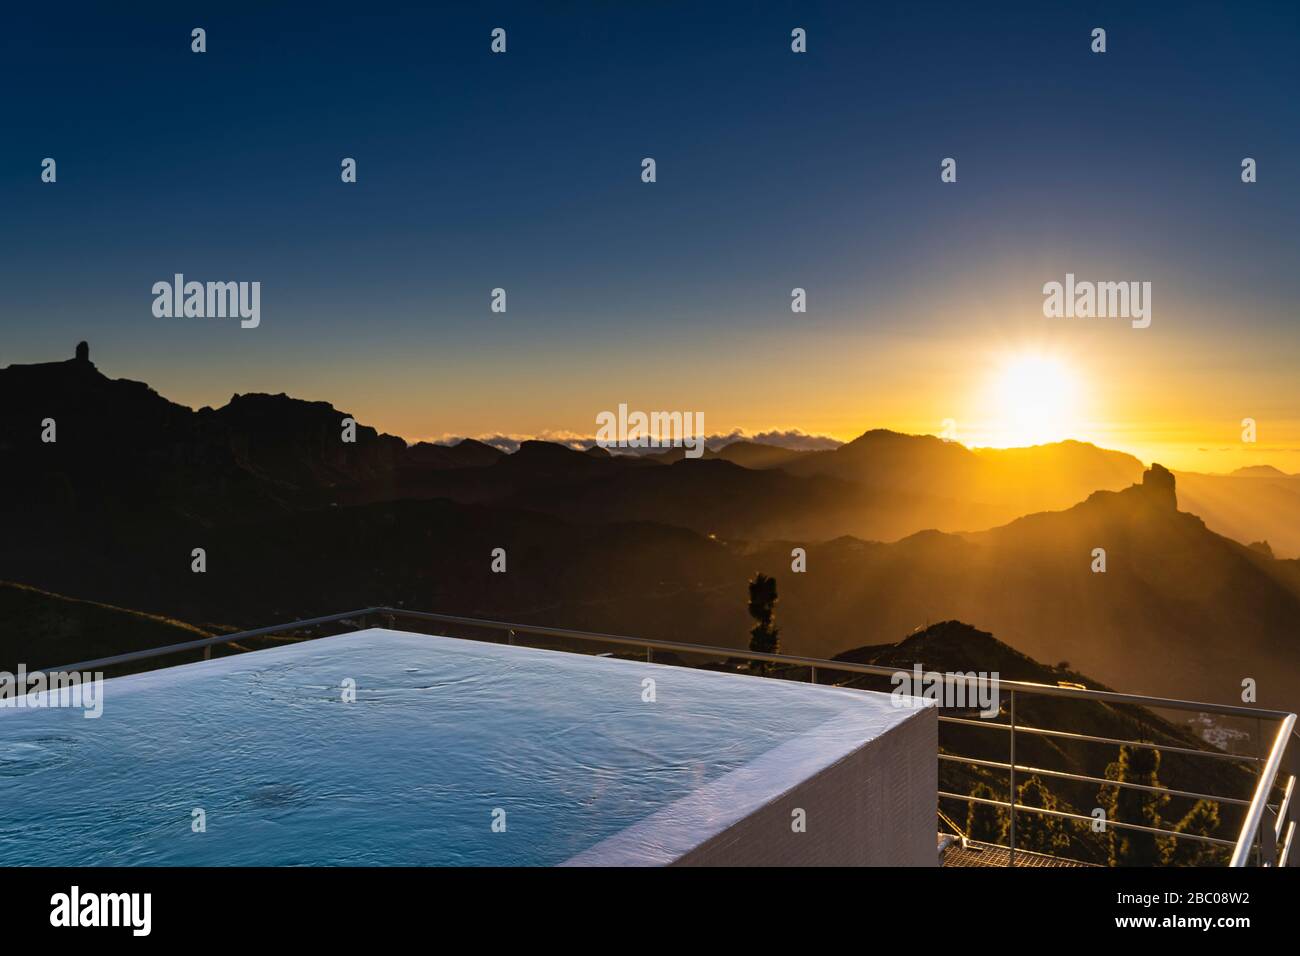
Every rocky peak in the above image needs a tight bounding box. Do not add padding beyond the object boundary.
[1140,463,1177,509]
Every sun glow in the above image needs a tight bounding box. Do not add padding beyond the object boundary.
[983,353,1082,448]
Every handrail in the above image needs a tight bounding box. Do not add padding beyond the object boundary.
[939,753,1252,806]
[44,606,1294,719]
[1229,712,1297,866]
[939,715,1263,763]
[34,607,387,673]
[29,605,1298,867]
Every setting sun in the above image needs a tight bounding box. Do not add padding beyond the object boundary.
[985,353,1081,447]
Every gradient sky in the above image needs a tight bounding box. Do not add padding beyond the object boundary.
[2,1,1298,471]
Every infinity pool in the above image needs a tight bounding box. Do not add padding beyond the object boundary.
[0,629,931,866]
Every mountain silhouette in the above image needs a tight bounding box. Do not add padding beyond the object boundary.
[3,347,1298,712]
[1174,467,1300,558]
[760,464,1300,708]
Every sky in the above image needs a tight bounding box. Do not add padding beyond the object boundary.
[2,1,1298,472]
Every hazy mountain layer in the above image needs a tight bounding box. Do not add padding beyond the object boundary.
[3,348,1298,711]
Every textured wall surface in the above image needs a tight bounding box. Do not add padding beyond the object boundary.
[674,705,937,867]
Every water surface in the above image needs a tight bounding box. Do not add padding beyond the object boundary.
[0,630,887,865]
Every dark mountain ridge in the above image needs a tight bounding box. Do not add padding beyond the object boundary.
[4,347,1298,712]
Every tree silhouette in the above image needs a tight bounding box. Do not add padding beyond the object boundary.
[1098,745,1171,866]
[1013,775,1071,855]
[1164,799,1224,866]
[965,782,1007,843]
[747,573,780,675]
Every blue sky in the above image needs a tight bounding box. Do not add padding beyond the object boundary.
[2,1,1297,467]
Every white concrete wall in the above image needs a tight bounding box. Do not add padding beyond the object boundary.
[673,705,937,866]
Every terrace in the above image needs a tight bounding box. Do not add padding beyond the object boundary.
[10,607,1297,868]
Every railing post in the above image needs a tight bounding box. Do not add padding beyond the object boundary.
[506,629,515,646]
[203,645,211,661]
[1262,806,1278,865]
[1232,714,1297,866]
[646,646,653,663]
[1008,689,1016,868]
[1285,735,1300,867]
[810,665,817,684]
[1256,717,1265,865]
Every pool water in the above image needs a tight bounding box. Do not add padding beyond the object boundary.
[0,629,898,866]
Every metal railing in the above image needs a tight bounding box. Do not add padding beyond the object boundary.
[40,606,1299,868]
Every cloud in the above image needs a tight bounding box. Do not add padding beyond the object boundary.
[712,428,843,452]
[415,427,843,455]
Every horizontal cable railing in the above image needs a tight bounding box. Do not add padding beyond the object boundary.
[34,606,1299,868]
[939,753,1252,806]
[943,789,1239,847]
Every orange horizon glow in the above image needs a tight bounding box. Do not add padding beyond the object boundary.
[71,303,1300,478]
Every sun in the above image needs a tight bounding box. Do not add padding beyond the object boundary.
[985,353,1081,447]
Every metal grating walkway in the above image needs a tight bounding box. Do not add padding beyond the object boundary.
[940,836,1097,867]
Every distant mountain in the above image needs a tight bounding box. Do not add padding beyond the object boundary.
[0,347,1223,545]
[783,429,983,487]
[205,391,407,492]
[1230,465,1291,477]
[715,441,811,470]
[498,456,1010,542]
[760,465,1300,710]
[0,348,1140,546]
[643,432,1300,559]
[643,441,809,469]
[405,438,505,469]
[583,432,1150,542]
[1175,468,1300,558]
[0,347,413,523]
[4,347,1299,712]
[782,429,1146,518]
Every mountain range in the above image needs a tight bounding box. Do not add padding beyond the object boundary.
[2,345,1297,713]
